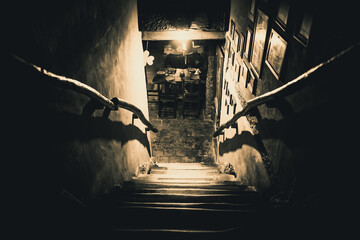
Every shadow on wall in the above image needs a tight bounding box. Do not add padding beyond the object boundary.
[41,111,151,156]
[219,130,270,191]
[219,130,258,157]
[4,54,151,198]
[29,111,151,196]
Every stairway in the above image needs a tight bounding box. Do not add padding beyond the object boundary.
[87,163,272,239]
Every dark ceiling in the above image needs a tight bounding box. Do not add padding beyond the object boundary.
[138,0,230,32]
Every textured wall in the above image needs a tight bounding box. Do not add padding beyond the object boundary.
[218,0,358,198]
[5,0,150,198]
[138,0,230,31]
[150,116,214,163]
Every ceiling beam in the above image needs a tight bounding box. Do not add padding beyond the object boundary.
[142,31,226,41]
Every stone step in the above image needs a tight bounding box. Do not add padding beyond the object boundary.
[121,187,251,195]
[103,192,264,204]
[150,169,220,175]
[103,227,265,239]
[123,181,252,190]
[132,174,236,183]
[94,206,269,230]
[116,201,259,210]
[154,163,217,170]
[113,204,261,212]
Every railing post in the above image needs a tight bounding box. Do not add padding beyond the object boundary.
[102,97,119,119]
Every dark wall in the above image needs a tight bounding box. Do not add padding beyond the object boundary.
[4,0,150,202]
[138,0,230,31]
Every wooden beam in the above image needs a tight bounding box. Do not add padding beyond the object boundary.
[142,31,226,41]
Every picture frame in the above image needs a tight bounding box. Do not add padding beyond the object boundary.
[244,27,253,60]
[265,29,287,80]
[248,68,256,94]
[239,33,245,58]
[248,0,256,22]
[294,11,313,47]
[230,20,235,39]
[225,36,230,52]
[227,38,232,61]
[240,62,249,87]
[275,0,290,30]
[250,9,269,78]
[235,59,241,82]
[234,30,240,52]
[232,51,235,66]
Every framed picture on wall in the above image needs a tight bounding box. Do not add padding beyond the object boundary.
[240,62,248,87]
[250,9,269,78]
[276,0,290,30]
[248,0,256,22]
[231,49,235,67]
[248,68,256,94]
[225,36,230,52]
[239,32,245,58]
[244,27,253,60]
[228,38,232,59]
[294,10,313,46]
[265,29,287,80]
[234,30,240,51]
[234,59,241,82]
[230,20,235,39]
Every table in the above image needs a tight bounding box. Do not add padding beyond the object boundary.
[154,68,202,95]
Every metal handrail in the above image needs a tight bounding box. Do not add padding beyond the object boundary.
[213,42,359,137]
[13,55,158,133]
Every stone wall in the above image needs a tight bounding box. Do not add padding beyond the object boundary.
[204,42,216,120]
[150,117,214,163]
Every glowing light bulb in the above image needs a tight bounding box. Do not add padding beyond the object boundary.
[182,41,187,50]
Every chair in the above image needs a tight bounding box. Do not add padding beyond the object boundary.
[158,82,178,118]
[182,81,202,118]
[147,83,160,104]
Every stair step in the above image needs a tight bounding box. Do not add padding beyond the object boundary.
[103,227,266,239]
[150,169,220,175]
[153,163,217,170]
[121,187,249,195]
[131,176,237,184]
[123,181,253,190]
[114,205,260,213]
[118,201,259,210]
[104,193,264,205]
[94,206,268,230]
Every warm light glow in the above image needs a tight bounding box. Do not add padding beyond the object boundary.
[181,41,187,50]
[162,30,202,41]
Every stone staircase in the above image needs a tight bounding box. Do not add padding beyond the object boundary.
[87,163,272,239]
